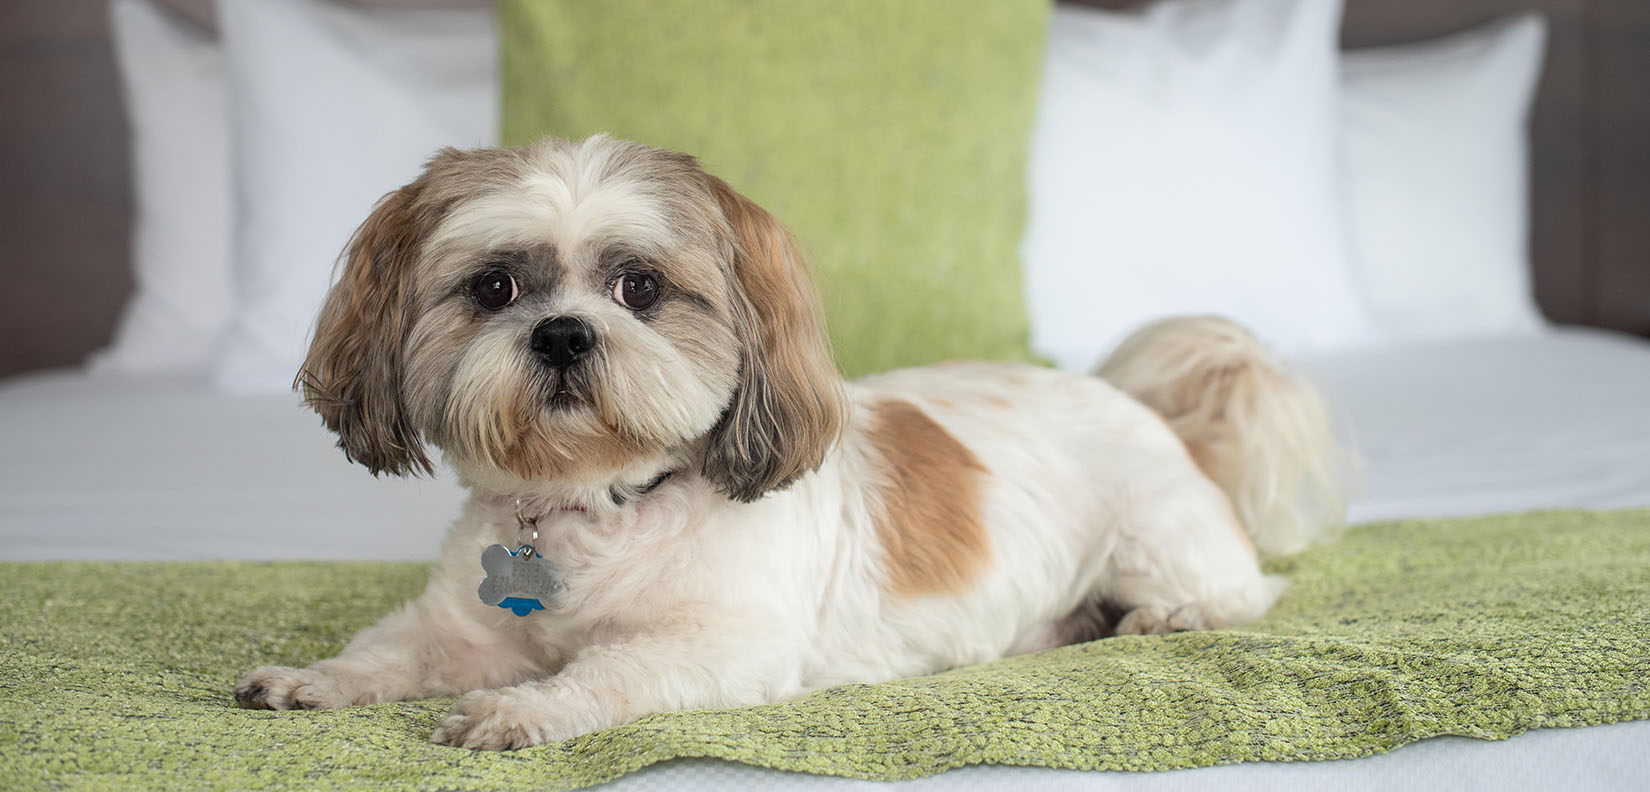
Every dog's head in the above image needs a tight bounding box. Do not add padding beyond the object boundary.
[299,136,846,501]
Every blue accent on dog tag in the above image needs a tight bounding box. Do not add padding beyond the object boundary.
[477,543,566,617]
[496,596,545,616]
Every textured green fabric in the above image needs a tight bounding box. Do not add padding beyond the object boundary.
[4,509,1649,791]
[498,0,1049,378]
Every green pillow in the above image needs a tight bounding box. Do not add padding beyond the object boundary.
[500,0,1050,378]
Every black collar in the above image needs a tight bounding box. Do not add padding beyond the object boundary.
[608,470,677,506]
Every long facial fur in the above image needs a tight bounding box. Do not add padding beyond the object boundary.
[299,135,845,500]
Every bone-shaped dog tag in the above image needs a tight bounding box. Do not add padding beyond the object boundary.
[477,544,566,616]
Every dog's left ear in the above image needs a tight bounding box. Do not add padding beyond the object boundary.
[701,175,847,502]
[297,163,444,477]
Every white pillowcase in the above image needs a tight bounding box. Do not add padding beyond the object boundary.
[1341,13,1548,341]
[94,0,233,376]
[1023,0,1378,373]
[210,0,497,394]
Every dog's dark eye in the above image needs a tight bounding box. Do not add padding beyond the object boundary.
[472,271,517,311]
[613,272,659,311]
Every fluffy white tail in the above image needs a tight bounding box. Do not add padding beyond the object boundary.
[1098,316,1348,558]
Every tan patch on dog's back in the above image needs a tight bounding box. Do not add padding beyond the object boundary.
[870,399,990,596]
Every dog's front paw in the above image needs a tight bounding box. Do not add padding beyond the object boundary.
[432,688,590,751]
[233,665,355,711]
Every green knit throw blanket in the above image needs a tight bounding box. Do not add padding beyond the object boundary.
[4,509,1647,790]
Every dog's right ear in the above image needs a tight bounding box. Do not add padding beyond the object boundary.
[297,173,437,477]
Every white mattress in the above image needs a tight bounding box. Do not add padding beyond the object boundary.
[3,327,1647,791]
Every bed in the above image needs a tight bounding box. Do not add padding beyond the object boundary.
[4,326,1647,791]
[3,0,1648,789]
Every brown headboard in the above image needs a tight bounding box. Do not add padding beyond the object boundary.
[2,0,1645,379]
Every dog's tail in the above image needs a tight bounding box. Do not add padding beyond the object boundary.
[1097,316,1348,558]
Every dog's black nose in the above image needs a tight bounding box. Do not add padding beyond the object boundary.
[531,316,595,368]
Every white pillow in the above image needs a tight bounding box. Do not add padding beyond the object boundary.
[93,0,233,376]
[210,0,497,394]
[1341,13,1548,341]
[1022,0,1379,373]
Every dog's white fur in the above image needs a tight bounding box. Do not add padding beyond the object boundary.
[234,136,1347,750]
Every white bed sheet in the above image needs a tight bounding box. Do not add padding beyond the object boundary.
[3,326,1647,791]
[1300,327,1650,524]
[0,370,465,561]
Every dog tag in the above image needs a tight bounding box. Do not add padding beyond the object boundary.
[477,544,566,616]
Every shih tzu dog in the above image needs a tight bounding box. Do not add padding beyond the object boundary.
[234,135,1345,750]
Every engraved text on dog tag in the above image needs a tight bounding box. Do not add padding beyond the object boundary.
[477,544,566,616]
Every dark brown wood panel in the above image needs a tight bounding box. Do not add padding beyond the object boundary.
[1594,0,1650,336]
[0,1,133,379]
